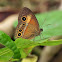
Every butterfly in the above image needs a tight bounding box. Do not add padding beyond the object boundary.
[15,7,43,39]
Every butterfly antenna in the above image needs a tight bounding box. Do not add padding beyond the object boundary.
[40,13,52,32]
[40,15,48,40]
[40,15,48,32]
[41,15,48,28]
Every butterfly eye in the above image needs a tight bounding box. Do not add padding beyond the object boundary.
[18,33,21,36]
[22,17,26,21]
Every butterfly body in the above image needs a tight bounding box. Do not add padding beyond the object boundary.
[15,7,43,39]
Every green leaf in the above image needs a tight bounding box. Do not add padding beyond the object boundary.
[0,31,21,59]
[15,38,62,58]
[15,38,37,48]
[35,10,62,40]
[15,38,37,58]
[0,47,13,61]
[41,39,62,46]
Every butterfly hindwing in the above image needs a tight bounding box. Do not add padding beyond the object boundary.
[15,7,42,39]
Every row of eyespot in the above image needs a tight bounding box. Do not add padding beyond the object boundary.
[18,17,26,36]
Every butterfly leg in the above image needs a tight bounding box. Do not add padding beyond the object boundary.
[40,33,42,40]
[40,33,45,40]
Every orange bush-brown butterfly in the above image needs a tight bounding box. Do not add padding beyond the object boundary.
[15,7,43,39]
